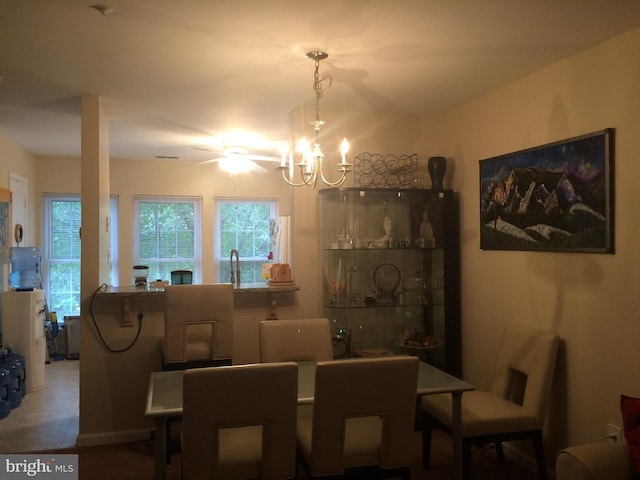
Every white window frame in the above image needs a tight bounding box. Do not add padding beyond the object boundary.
[42,195,82,318]
[41,195,118,316]
[214,197,278,283]
[133,196,202,283]
[109,195,119,287]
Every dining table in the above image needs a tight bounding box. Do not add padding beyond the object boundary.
[144,359,473,480]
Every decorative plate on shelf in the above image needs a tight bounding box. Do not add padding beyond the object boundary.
[373,263,401,295]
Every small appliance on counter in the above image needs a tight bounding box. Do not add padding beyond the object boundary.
[132,265,149,287]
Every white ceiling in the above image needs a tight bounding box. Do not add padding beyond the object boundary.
[1,0,639,163]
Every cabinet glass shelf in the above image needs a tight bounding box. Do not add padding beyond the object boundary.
[319,187,461,376]
[324,302,445,309]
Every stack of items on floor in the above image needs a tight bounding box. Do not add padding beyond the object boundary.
[45,315,80,361]
[0,348,26,419]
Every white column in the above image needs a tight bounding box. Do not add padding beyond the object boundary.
[79,93,111,438]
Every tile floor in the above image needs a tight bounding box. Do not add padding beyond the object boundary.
[0,359,79,452]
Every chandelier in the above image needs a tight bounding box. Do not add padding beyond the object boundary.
[278,51,351,188]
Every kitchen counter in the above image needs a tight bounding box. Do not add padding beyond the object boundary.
[96,282,299,295]
[94,282,299,322]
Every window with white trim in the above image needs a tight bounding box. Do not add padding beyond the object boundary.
[215,198,277,283]
[42,195,118,318]
[133,197,201,282]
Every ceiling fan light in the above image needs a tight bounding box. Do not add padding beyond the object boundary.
[224,146,249,156]
[219,156,252,175]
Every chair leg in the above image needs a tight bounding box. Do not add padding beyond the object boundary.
[462,438,472,480]
[421,415,434,469]
[495,441,504,462]
[165,420,172,465]
[532,430,548,480]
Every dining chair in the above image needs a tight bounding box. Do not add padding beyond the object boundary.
[259,318,335,422]
[296,356,419,479]
[182,362,298,480]
[163,283,234,369]
[259,318,334,363]
[421,323,560,480]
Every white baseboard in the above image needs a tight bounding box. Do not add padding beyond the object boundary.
[76,428,151,448]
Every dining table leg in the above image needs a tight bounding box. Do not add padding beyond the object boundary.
[451,391,464,480]
[153,417,167,480]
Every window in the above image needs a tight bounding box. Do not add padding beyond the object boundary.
[42,196,82,318]
[109,196,119,286]
[133,197,201,282]
[42,196,119,318]
[215,198,277,283]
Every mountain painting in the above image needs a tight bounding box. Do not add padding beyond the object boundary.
[479,129,614,253]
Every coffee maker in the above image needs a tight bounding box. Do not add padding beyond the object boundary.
[132,265,149,287]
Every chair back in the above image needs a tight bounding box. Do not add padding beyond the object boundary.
[163,283,233,363]
[306,356,419,475]
[259,318,333,362]
[182,362,298,479]
[489,323,560,427]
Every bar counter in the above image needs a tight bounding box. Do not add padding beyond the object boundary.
[95,282,299,322]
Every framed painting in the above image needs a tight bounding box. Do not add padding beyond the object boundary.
[479,128,614,253]
[0,188,12,263]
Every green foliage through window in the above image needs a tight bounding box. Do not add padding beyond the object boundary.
[135,198,199,281]
[217,199,275,283]
[46,199,81,318]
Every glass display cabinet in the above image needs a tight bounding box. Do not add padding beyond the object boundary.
[319,188,461,376]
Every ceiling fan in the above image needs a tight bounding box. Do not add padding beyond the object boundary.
[193,144,281,175]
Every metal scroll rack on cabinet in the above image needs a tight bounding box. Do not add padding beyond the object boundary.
[353,152,423,188]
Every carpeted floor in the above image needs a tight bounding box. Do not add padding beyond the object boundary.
[42,430,539,480]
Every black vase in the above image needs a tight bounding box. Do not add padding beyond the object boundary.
[428,156,447,191]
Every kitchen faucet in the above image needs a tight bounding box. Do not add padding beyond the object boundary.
[230,249,240,287]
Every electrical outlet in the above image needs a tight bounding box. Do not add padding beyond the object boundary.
[607,423,622,442]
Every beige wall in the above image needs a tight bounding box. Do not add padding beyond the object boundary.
[0,134,39,241]
[0,134,38,292]
[435,26,640,455]
[1,25,638,461]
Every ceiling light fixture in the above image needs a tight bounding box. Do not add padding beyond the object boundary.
[278,51,350,188]
[218,147,253,175]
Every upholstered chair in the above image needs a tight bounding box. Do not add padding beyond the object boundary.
[421,323,560,480]
[182,362,298,479]
[163,283,233,369]
[296,356,419,479]
[259,318,333,363]
[556,443,634,480]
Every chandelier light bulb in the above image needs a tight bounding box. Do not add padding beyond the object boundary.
[340,138,349,164]
[296,137,311,156]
